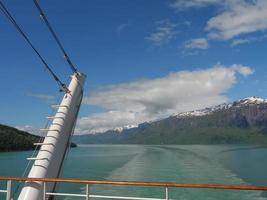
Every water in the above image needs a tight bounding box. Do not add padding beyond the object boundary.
[0,145,267,199]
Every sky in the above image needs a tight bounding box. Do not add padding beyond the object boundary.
[0,0,267,134]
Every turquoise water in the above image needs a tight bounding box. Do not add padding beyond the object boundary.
[0,145,267,199]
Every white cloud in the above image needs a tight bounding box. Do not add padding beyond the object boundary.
[28,93,57,104]
[231,38,255,46]
[76,111,148,134]
[146,20,178,45]
[117,22,130,35]
[78,64,253,134]
[171,0,221,9]
[185,38,209,49]
[206,0,267,40]
[231,64,254,76]
[231,34,267,46]
[184,21,192,26]
[172,0,267,46]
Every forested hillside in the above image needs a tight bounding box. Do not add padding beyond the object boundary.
[0,124,77,151]
[0,124,39,151]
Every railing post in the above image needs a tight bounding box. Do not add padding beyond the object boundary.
[165,187,169,200]
[43,182,46,200]
[6,180,11,200]
[86,184,89,200]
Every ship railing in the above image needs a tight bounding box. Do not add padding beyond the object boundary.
[1,177,267,200]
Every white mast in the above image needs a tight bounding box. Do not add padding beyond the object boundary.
[18,72,86,200]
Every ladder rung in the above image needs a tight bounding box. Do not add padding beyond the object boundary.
[46,116,63,119]
[40,128,59,132]
[33,143,53,146]
[27,157,46,161]
[51,105,69,109]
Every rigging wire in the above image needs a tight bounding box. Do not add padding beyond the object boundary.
[0,0,69,92]
[33,0,78,73]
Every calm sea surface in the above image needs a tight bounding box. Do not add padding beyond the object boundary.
[0,145,267,200]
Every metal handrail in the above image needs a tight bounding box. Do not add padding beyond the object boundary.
[1,176,267,200]
[1,177,267,190]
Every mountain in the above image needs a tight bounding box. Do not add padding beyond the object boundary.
[73,97,267,144]
[0,124,77,152]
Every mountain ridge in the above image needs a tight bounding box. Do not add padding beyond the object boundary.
[73,96,267,144]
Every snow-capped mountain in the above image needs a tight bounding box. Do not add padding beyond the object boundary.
[73,96,267,144]
[97,97,267,134]
[237,96,267,105]
[174,96,267,118]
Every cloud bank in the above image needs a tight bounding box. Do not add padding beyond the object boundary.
[77,64,253,134]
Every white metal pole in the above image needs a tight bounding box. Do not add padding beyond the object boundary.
[165,187,168,200]
[86,184,89,200]
[18,72,86,200]
[6,180,11,200]
[43,182,46,200]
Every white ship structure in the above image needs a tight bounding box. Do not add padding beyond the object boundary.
[18,72,86,200]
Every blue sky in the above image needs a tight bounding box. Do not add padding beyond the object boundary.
[0,0,267,134]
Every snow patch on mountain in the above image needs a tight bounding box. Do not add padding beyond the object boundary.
[238,97,267,105]
[175,96,267,118]
[112,124,139,133]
